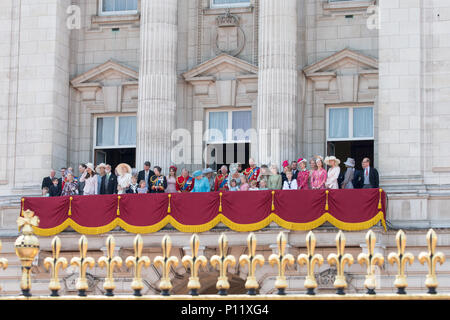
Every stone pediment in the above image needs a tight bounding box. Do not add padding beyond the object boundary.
[71,60,139,113]
[183,54,258,81]
[71,60,138,88]
[303,48,378,78]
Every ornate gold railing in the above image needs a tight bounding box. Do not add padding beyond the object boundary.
[2,210,448,299]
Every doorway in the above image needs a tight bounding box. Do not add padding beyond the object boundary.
[94,148,136,173]
[327,140,374,171]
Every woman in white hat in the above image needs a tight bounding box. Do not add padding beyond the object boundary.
[325,156,341,189]
[79,163,98,195]
[342,158,355,189]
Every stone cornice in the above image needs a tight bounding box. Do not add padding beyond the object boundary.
[304,48,378,76]
[71,60,138,88]
[183,53,258,80]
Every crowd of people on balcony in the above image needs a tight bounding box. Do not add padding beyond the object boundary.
[40,156,379,197]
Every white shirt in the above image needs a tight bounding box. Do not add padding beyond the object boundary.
[282,179,298,190]
[326,166,340,189]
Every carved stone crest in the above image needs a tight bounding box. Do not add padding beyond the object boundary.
[315,267,353,289]
[215,9,245,56]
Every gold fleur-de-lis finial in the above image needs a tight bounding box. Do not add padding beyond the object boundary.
[70,235,95,297]
[44,237,67,297]
[182,234,208,296]
[388,230,414,294]
[327,231,354,295]
[210,233,236,296]
[154,235,179,296]
[269,232,294,295]
[98,235,123,296]
[357,230,384,295]
[418,229,445,294]
[239,233,265,295]
[15,209,40,297]
[125,234,150,296]
[0,240,8,292]
[297,231,324,295]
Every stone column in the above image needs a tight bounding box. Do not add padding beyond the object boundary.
[136,0,178,173]
[257,0,298,166]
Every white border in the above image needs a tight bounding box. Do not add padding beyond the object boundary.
[93,113,137,150]
[326,105,374,142]
[205,108,252,144]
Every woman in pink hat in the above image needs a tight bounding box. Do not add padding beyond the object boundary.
[296,158,309,190]
[311,156,327,190]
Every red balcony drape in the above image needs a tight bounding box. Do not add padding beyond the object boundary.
[21,189,386,236]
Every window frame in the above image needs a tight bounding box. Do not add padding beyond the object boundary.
[326,105,374,142]
[93,113,137,149]
[98,0,138,16]
[206,108,252,144]
[210,0,251,9]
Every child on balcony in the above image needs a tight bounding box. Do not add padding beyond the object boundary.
[282,171,298,190]
[249,180,259,191]
[229,179,239,191]
[137,180,147,194]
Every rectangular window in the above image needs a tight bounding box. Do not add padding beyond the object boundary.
[100,0,138,15]
[211,0,251,8]
[95,115,137,147]
[327,106,374,141]
[207,109,252,143]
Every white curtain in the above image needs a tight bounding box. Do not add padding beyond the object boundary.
[209,112,228,142]
[97,117,115,147]
[103,0,137,12]
[353,107,373,138]
[329,108,349,139]
[102,0,114,11]
[232,110,251,141]
[119,116,137,146]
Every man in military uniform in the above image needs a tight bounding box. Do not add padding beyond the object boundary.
[214,165,229,192]
[176,168,195,192]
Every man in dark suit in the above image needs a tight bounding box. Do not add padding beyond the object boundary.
[42,170,56,191]
[353,157,379,189]
[137,161,155,193]
[105,164,118,194]
[49,178,61,197]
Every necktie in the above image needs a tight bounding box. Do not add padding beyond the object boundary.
[365,168,368,177]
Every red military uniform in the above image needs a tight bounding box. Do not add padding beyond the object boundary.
[214,174,229,192]
[176,175,195,192]
[243,166,260,184]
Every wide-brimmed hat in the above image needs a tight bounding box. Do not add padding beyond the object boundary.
[343,158,355,167]
[86,163,95,172]
[325,156,341,166]
[282,160,289,168]
[297,158,307,165]
[193,170,203,178]
[315,156,324,164]
[115,163,132,175]
[95,163,106,173]
[202,168,214,175]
